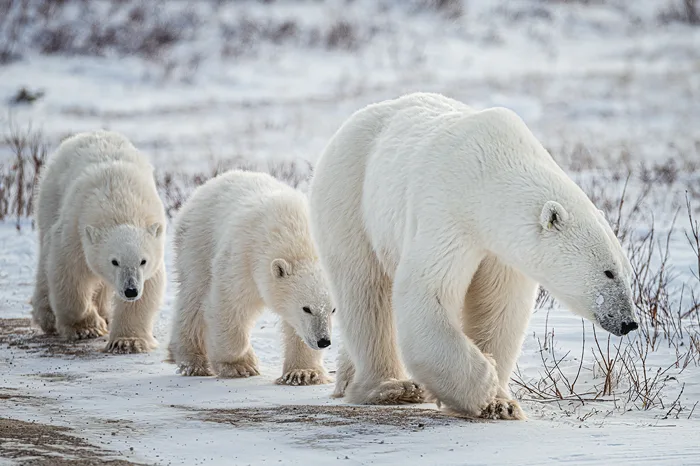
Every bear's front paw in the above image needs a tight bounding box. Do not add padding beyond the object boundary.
[480,398,526,421]
[105,336,157,354]
[176,362,213,377]
[213,360,260,378]
[276,368,333,386]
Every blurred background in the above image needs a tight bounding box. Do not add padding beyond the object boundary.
[0,0,698,177]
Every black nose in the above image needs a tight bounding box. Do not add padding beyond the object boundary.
[124,288,138,299]
[620,321,638,335]
[317,338,331,348]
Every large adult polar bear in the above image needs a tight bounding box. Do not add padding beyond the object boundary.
[309,92,637,420]
[31,131,166,353]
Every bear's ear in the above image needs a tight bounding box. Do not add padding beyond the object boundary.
[147,223,164,238]
[85,225,102,244]
[540,201,569,232]
[271,258,292,279]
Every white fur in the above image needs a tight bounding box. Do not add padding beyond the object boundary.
[308,92,637,419]
[167,170,334,385]
[32,131,166,353]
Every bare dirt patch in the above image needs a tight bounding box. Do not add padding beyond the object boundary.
[0,318,106,359]
[0,387,33,401]
[29,372,85,382]
[0,388,52,409]
[0,418,147,465]
[191,404,478,443]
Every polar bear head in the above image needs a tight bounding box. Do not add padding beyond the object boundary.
[269,258,334,350]
[530,201,637,336]
[84,223,165,302]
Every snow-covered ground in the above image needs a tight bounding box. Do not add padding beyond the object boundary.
[1,0,699,464]
[2,220,699,465]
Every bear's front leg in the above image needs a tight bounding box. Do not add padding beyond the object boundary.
[204,282,262,378]
[462,256,537,420]
[49,265,107,341]
[105,265,164,354]
[276,322,332,386]
[393,249,507,418]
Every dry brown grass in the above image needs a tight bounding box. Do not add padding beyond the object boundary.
[0,125,313,227]
[0,121,47,229]
[155,157,312,219]
[1,0,196,63]
[659,0,700,25]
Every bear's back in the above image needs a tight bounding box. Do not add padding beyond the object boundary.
[37,131,157,239]
[175,170,310,275]
[175,170,286,238]
[74,160,163,229]
[37,131,152,234]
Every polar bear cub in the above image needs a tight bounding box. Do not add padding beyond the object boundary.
[309,92,637,419]
[31,130,166,353]
[168,170,334,385]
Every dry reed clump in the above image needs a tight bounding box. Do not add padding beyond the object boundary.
[0,125,312,226]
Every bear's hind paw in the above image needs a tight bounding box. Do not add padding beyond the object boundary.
[276,368,333,386]
[32,309,57,335]
[176,363,213,377]
[75,327,106,340]
[479,398,526,421]
[358,379,426,404]
[332,379,350,398]
[213,360,260,378]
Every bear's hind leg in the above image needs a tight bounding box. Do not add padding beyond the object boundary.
[331,346,355,398]
[32,252,56,334]
[462,255,538,420]
[204,280,262,379]
[169,279,212,376]
[105,264,164,354]
[333,249,424,404]
[93,282,113,327]
[276,321,332,386]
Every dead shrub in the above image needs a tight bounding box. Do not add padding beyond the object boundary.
[0,122,47,229]
[326,20,358,50]
[659,0,700,25]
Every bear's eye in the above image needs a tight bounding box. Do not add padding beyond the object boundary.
[303,306,312,314]
[140,259,147,266]
[604,270,615,279]
[332,308,336,314]
[111,260,119,267]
